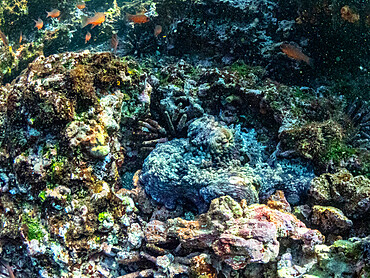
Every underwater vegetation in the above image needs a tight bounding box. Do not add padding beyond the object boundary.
[0,0,369,277]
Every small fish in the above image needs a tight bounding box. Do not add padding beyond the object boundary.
[154,25,162,37]
[81,12,106,28]
[280,43,313,66]
[126,13,150,24]
[76,1,86,9]
[34,18,43,30]
[0,29,8,47]
[19,31,22,44]
[85,31,91,43]
[46,9,61,18]
[0,258,15,278]
[110,33,118,53]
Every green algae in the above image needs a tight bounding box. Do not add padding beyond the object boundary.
[98,212,111,222]
[332,240,362,260]
[22,215,45,241]
[306,238,370,278]
[320,140,357,164]
[38,190,46,202]
[48,156,68,185]
[229,61,265,77]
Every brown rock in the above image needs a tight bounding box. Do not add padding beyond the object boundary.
[311,205,353,234]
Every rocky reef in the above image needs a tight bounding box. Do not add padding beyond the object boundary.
[0,49,368,277]
[0,0,369,276]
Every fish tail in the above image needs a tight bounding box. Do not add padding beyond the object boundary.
[46,11,50,18]
[125,13,133,21]
[81,15,89,28]
[307,57,314,68]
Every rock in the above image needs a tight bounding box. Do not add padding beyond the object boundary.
[190,254,217,278]
[309,169,370,219]
[279,120,343,162]
[141,116,260,212]
[308,237,370,277]
[128,223,144,249]
[144,220,169,245]
[165,196,324,270]
[256,158,315,205]
[292,205,312,224]
[277,250,310,278]
[311,206,353,234]
[266,190,291,212]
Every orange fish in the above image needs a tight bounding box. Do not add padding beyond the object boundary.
[34,18,43,30]
[280,43,313,66]
[110,33,118,53]
[85,31,91,43]
[0,29,8,46]
[154,25,162,37]
[46,9,61,18]
[19,31,22,44]
[81,12,106,28]
[76,2,86,9]
[126,13,150,24]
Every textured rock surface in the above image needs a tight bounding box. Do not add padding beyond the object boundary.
[145,196,324,270]
[311,205,353,234]
[0,51,152,277]
[141,116,260,211]
[308,237,370,278]
[256,159,315,205]
[266,190,292,213]
[309,169,370,219]
[0,15,368,275]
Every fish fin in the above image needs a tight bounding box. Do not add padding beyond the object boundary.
[307,57,314,68]
[125,13,133,21]
[91,24,96,29]
[81,15,89,28]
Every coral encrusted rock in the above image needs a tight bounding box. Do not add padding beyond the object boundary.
[140,115,260,212]
[308,237,370,278]
[311,205,353,234]
[309,169,370,219]
[145,196,324,270]
[0,51,151,277]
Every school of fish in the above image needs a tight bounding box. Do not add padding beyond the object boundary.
[0,0,318,71]
[0,0,180,58]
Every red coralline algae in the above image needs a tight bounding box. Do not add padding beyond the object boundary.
[145,195,324,270]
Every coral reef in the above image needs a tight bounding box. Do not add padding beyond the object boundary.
[141,115,260,212]
[0,51,152,277]
[0,52,368,277]
[0,0,368,274]
[145,195,324,271]
[256,159,315,205]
